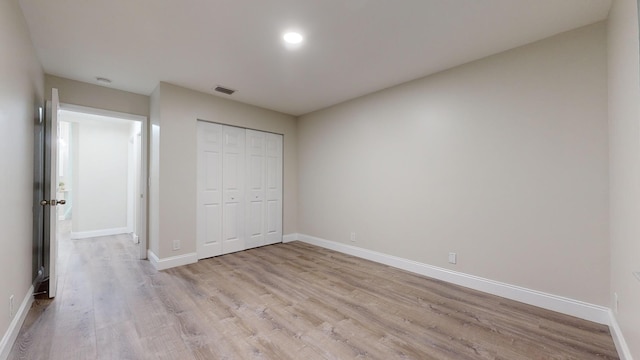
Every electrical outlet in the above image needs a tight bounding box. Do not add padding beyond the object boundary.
[613,292,619,314]
[172,240,181,251]
[9,295,14,318]
[350,232,356,242]
[448,252,457,264]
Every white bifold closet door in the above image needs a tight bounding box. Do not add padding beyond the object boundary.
[197,121,224,259]
[245,130,283,249]
[197,121,282,260]
[222,126,246,254]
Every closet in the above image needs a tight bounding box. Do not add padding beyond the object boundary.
[196,121,282,260]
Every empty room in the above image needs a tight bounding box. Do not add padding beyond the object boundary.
[1,0,639,359]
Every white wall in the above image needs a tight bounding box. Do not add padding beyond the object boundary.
[71,118,131,235]
[46,75,149,118]
[0,0,44,351]
[298,23,609,306]
[149,82,297,259]
[607,0,640,356]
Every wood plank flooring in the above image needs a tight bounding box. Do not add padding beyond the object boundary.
[9,233,619,359]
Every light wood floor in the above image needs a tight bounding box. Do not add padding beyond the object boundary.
[9,233,619,359]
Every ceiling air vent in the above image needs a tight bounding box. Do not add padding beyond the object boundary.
[214,86,236,95]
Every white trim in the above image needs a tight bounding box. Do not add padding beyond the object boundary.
[609,310,633,360]
[71,227,129,239]
[132,234,139,244]
[147,250,197,271]
[138,109,148,260]
[0,285,34,360]
[282,233,299,243]
[296,234,611,325]
[126,129,135,237]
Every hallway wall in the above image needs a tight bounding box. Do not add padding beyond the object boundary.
[0,0,44,355]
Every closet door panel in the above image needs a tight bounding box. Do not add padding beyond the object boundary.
[222,126,245,254]
[197,121,223,259]
[248,201,263,235]
[223,202,240,240]
[245,130,266,249]
[264,133,283,245]
[266,200,279,234]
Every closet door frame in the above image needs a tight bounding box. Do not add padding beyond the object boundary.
[196,120,284,260]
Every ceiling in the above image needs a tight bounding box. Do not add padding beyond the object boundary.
[19,0,612,116]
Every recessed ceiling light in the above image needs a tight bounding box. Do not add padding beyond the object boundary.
[283,32,303,44]
[96,77,112,84]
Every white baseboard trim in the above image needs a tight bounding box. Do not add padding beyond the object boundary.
[609,310,633,360]
[282,233,299,243]
[147,250,197,271]
[71,227,130,239]
[295,234,611,325]
[0,285,34,360]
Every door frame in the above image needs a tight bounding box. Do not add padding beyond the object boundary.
[60,103,149,260]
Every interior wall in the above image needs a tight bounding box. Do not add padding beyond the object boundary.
[45,75,149,118]
[150,82,297,259]
[298,23,609,306]
[0,0,44,347]
[607,0,640,356]
[71,119,131,234]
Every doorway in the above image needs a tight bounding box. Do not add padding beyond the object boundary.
[57,104,148,260]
